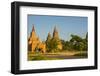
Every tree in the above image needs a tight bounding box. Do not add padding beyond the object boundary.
[46,38,59,52]
[61,40,72,51]
[46,33,52,52]
[70,34,83,42]
[86,32,88,41]
[46,32,59,52]
[69,34,87,51]
[46,32,51,42]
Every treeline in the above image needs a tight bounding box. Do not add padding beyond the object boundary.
[61,33,88,51]
[45,33,88,52]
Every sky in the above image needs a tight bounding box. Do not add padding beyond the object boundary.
[28,15,87,41]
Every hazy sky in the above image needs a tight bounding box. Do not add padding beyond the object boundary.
[28,15,87,41]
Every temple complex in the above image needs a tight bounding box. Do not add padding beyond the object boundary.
[28,25,62,53]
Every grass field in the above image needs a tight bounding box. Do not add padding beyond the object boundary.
[28,51,87,61]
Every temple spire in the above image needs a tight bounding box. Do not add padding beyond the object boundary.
[54,26,57,33]
[53,26,59,39]
[32,25,35,32]
[47,32,51,41]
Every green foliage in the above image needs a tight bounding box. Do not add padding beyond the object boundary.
[61,40,72,51]
[32,55,47,60]
[46,33,88,52]
[31,54,61,60]
[69,34,88,51]
[61,33,88,51]
[46,38,59,52]
[70,34,83,42]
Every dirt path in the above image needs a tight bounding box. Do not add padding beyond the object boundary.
[43,55,87,59]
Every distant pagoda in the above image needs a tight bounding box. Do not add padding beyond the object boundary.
[46,26,62,50]
[52,26,62,50]
[53,26,59,39]
[46,32,52,42]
